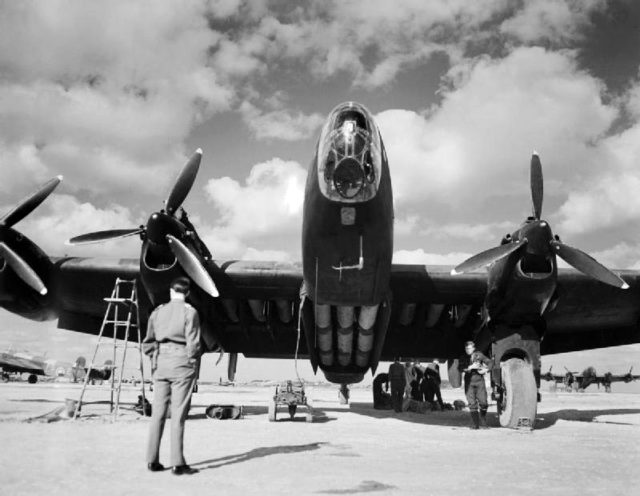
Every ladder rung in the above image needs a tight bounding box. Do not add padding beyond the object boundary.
[104,297,138,305]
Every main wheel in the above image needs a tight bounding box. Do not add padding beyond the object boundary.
[498,358,537,429]
[268,401,277,422]
[28,374,38,384]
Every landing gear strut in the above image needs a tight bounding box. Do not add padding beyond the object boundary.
[338,384,350,404]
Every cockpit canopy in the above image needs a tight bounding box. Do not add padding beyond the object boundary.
[317,102,382,203]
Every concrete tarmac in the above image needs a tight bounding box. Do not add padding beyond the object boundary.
[0,382,638,495]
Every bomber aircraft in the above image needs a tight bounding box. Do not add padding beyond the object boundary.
[0,101,638,429]
[0,350,111,384]
[542,365,640,392]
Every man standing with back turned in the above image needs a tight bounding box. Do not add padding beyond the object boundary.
[143,277,202,475]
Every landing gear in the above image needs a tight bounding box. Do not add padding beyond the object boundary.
[27,374,38,384]
[497,358,537,429]
[338,384,350,404]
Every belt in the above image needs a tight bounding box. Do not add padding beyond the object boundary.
[158,341,186,349]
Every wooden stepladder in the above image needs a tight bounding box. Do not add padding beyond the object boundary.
[74,278,147,421]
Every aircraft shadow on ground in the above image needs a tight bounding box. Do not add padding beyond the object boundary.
[534,408,640,429]
[318,402,640,430]
[192,442,327,471]
[320,401,475,428]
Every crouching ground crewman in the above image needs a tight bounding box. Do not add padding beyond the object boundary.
[459,341,492,429]
[143,277,202,475]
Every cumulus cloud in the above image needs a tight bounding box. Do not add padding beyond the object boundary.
[377,47,616,214]
[14,194,142,258]
[239,101,324,141]
[591,242,640,270]
[206,0,516,89]
[500,0,605,44]
[556,78,640,236]
[0,1,234,201]
[202,158,306,256]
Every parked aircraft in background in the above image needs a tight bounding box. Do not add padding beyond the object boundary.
[0,350,114,384]
[542,365,640,392]
[0,101,638,429]
[0,349,80,383]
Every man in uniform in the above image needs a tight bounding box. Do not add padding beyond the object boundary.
[143,277,202,475]
[459,341,491,429]
[388,357,406,413]
[372,372,392,409]
[421,360,444,410]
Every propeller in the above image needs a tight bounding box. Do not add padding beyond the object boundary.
[67,149,218,298]
[1,176,62,228]
[165,149,202,215]
[550,240,628,289]
[68,228,144,245]
[450,240,527,275]
[452,152,628,289]
[0,242,47,295]
[0,176,63,295]
[530,152,543,220]
[166,235,218,297]
[67,149,203,245]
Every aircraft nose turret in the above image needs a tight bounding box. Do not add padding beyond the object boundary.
[316,102,382,203]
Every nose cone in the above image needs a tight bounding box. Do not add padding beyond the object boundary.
[317,102,382,203]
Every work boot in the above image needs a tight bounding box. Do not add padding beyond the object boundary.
[470,411,480,429]
[479,409,489,429]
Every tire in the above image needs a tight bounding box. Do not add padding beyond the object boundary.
[288,404,297,420]
[268,401,277,422]
[498,358,537,429]
[28,374,38,384]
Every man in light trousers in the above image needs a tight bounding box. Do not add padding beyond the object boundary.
[143,277,201,475]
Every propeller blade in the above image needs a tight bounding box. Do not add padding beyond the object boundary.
[166,235,219,297]
[0,242,47,295]
[0,176,63,228]
[550,240,629,289]
[165,149,202,216]
[451,240,527,275]
[530,152,543,219]
[228,352,238,382]
[67,228,144,245]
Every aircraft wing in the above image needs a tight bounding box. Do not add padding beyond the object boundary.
[606,374,640,383]
[33,259,640,361]
[0,354,45,375]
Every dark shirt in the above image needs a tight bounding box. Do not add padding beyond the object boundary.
[459,351,492,382]
[388,362,406,385]
[373,373,389,392]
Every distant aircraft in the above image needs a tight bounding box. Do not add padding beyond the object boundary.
[0,351,114,384]
[0,350,79,383]
[541,365,640,392]
[0,101,638,429]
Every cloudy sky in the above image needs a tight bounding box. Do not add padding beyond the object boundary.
[1,0,639,379]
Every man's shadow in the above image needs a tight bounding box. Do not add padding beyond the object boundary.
[192,442,327,471]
